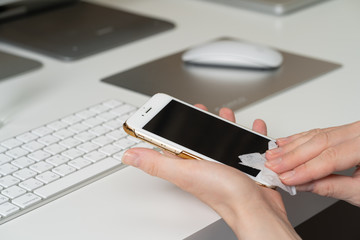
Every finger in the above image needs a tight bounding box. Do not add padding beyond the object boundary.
[252,119,267,136]
[273,122,359,157]
[267,124,360,173]
[219,107,236,122]
[267,129,324,161]
[276,125,338,147]
[123,148,181,178]
[122,147,258,202]
[296,174,360,207]
[279,136,360,185]
[276,131,311,146]
[266,130,329,173]
[194,104,208,111]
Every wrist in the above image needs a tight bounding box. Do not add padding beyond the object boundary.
[226,188,300,240]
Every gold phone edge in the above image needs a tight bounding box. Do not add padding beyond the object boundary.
[123,122,200,159]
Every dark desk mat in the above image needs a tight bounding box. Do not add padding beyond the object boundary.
[185,200,359,240]
[102,39,341,113]
[0,50,42,81]
[0,1,174,61]
[295,200,360,239]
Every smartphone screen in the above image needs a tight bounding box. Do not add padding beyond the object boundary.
[143,99,271,177]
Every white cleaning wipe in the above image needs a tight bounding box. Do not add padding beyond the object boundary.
[238,141,296,195]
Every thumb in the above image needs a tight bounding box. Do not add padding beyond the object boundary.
[122,148,184,182]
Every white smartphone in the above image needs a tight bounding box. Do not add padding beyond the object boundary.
[124,93,275,187]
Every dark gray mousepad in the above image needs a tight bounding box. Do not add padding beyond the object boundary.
[102,38,341,113]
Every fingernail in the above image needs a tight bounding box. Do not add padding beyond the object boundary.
[122,151,140,167]
[279,170,295,181]
[276,137,289,145]
[266,147,282,156]
[265,157,282,168]
[296,183,314,192]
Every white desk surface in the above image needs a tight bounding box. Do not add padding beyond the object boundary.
[0,0,359,239]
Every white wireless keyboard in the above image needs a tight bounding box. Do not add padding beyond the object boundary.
[0,99,153,225]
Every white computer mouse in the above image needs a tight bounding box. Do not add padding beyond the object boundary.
[182,40,283,69]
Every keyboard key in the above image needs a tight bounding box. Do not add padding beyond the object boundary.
[46,120,68,131]
[32,126,54,137]
[103,119,123,130]
[52,164,76,177]
[0,194,8,204]
[30,161,53,173]
[34,157,121,198]
[0,202,20,217]
[36,171,60,184]
[67,123,89,134]
[74,131,97,142]
[59,138,82,148]
[68,158,91,170]
[89,126,110,136]
[82,117,103,128]
[43,144,66,155]
[97,112,117,121]
[22,141,45,152]
[0,164,18,176]
[0,154,13,165]
[37,135,60,146]
[114,138,136,149]
[75,110,96,119]
[53,129,75,140]
[92,136,114,147]
[62,148,84,160]
[46,155,69,167]
[77,142,99,153]
[11,157,35,168]
[106,129,127,140]
[12,193,42,209]
[16,132,38,143]
[12,168,37,181]
[61,115,82,125]
[19,178,44,191]
[99,145,122,156]
[83,151,106,163]
[1,138,22,149]
[28,150,51,162]
[1,185,26,199]
[0,146,6,153]
[0,175,20,188]
[5,147,29,159]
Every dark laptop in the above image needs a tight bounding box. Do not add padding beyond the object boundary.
[0,0,175,61]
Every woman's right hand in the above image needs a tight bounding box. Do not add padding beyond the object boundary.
[122,106,300,239]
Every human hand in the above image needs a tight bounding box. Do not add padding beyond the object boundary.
[265,121,360,206]
[122,105,300,239]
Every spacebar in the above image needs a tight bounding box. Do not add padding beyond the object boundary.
[34,158,121,198]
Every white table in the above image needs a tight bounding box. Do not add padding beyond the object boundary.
[0,0,359,239]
